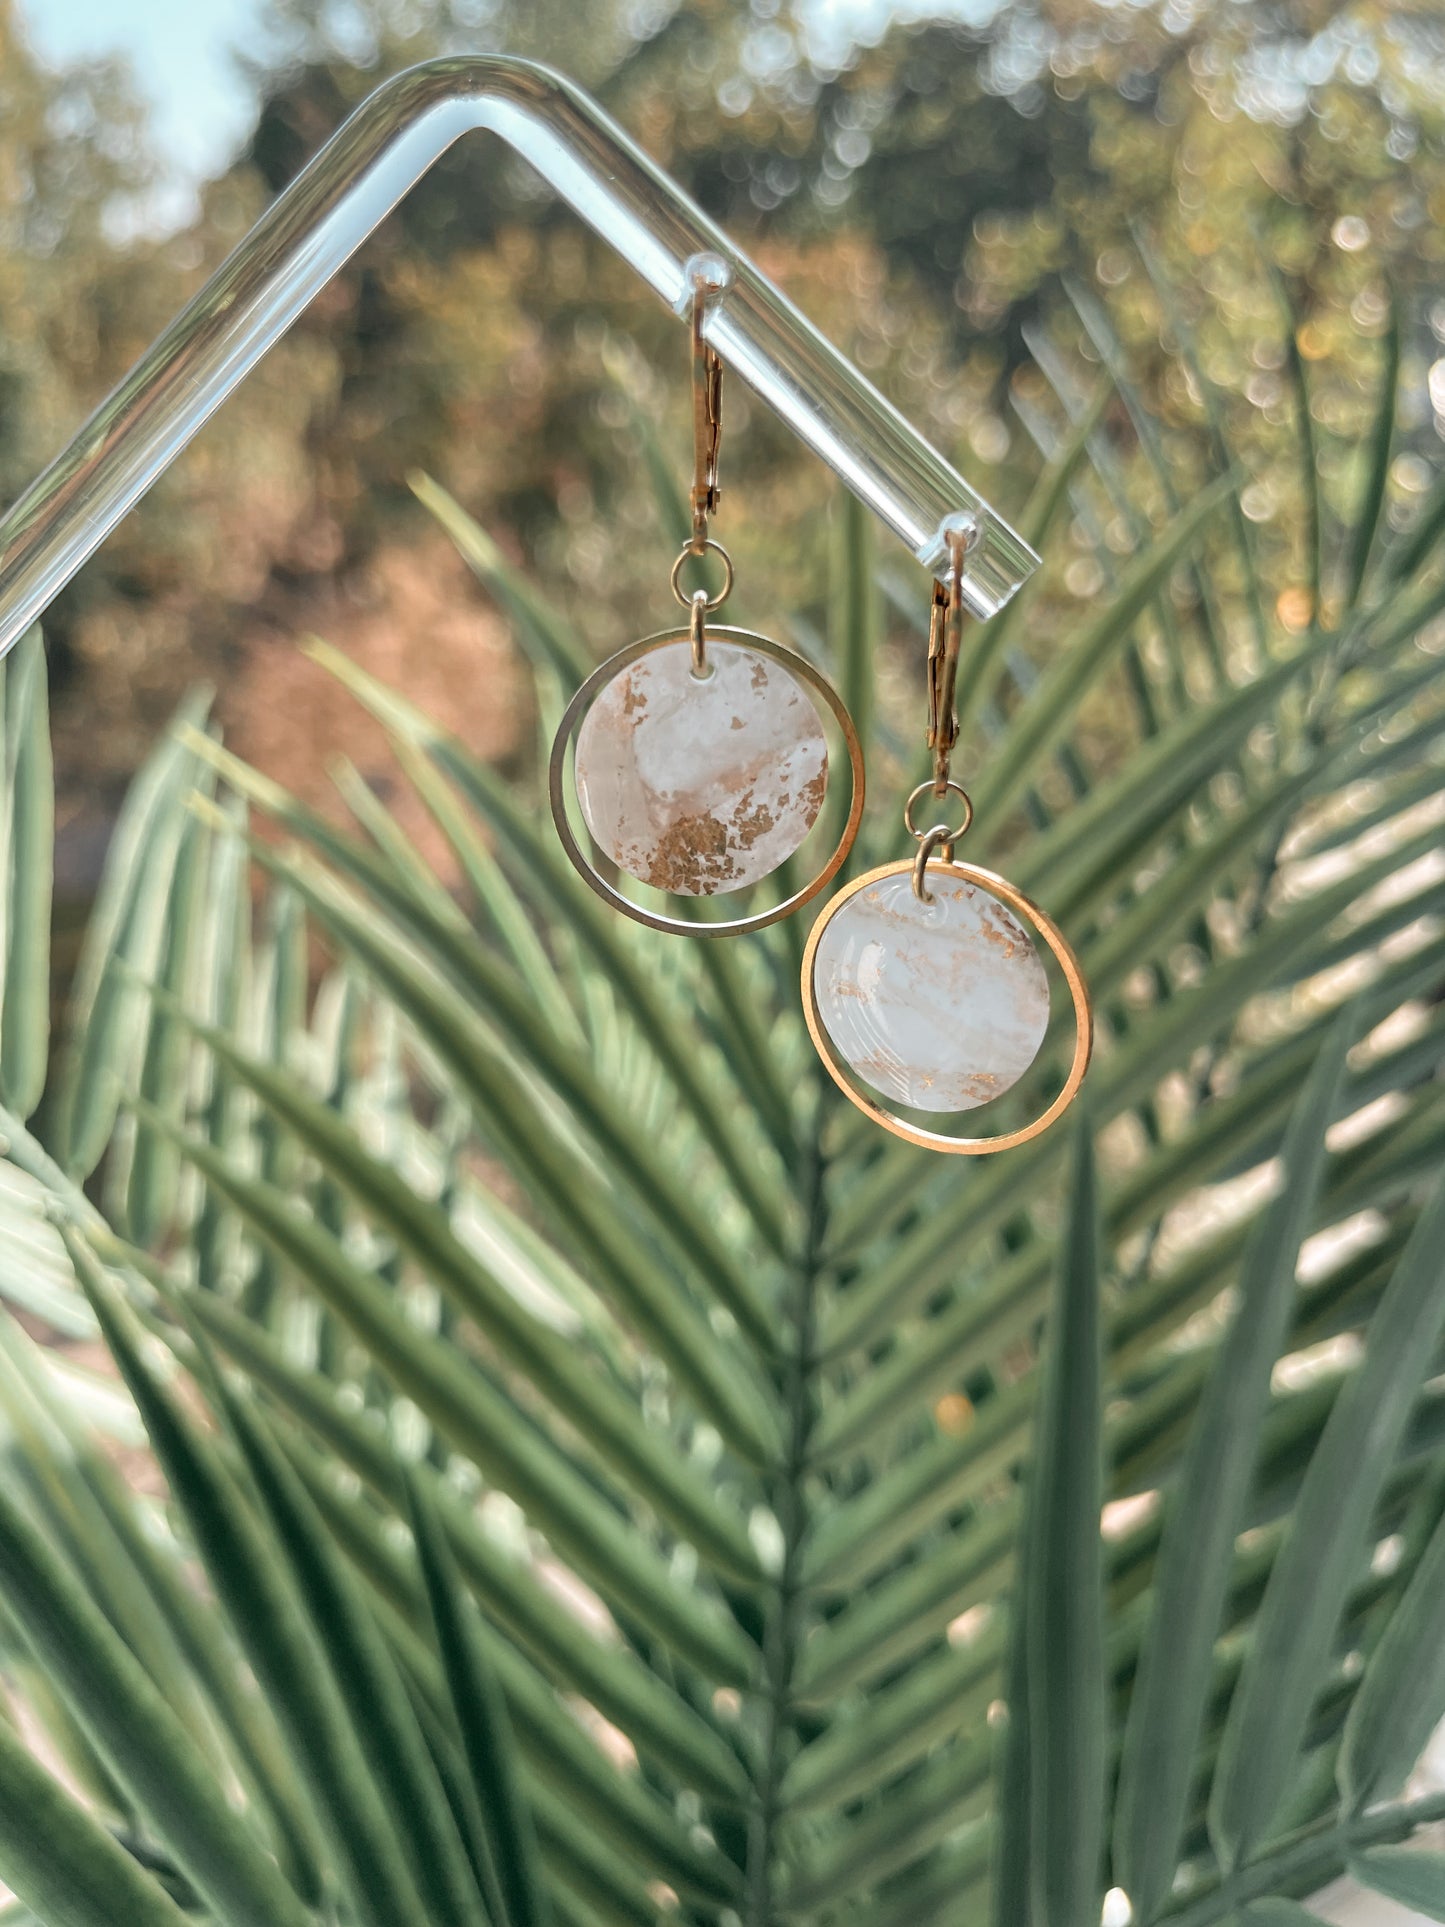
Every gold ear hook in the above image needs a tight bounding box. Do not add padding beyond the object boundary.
[690,280,724,552]
[925,523,970,796]
[926,574,950,781]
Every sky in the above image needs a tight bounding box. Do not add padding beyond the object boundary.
[17,0,276,228]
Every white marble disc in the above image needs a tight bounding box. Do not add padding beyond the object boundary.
[574,640,828,896]
[812,871,1050,1112]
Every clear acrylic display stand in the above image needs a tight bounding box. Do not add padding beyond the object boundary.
[0,56,1038,662]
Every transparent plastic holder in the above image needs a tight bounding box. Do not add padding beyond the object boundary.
[0,57,1039,661]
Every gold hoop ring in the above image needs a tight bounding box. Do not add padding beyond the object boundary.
[801,858,1093,1153]
[550,625,865,939]
[904,779,973,843]
[670,539,734,611]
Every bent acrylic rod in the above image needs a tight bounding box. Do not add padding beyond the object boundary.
[0,56,1038,661]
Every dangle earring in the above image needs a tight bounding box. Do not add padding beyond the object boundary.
[549,256,864,937]
[802,523,1093,1152]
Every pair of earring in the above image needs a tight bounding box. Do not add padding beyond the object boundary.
[549,272,1092,1154]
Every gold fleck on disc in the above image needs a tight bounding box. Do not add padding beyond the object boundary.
[550,625,864,940]
[574,640,827,896]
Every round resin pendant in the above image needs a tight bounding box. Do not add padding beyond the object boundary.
[550,625,864,939]
[574,639,826,896]
[802,858,1093,1153]
[813,871,1048,1110]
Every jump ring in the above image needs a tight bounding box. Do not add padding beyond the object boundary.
[689,589,709,675]
[904,778,973,844]
[912,825,956,903]
[671,538,734,611]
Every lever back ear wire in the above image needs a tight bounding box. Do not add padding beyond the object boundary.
[690,271,724,553]
[674,261,732,679]
[917,522,973,901]
[925,522,968,799]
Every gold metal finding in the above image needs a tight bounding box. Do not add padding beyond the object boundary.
[691,279,724,550]
[675,274,732,622]
[550,624,866,939]
[903,778,973,844]
[670,537,734,611]
[911,824,956,903]
[926,525,969,795]
[801,857,1094,1154]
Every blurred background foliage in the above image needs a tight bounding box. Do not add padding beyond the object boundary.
[4,0,1444,963]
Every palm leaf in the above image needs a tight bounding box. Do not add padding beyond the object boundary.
[1114,1011,1355,1919]
[0,1425,313,1927]
[0,1720,191,1927]
[1025,1121,1106,1927]
[72,1239,439,1927]
[1210,1170,1445,1866]
[406,1473,554,1927]
[1338,1487,1445,1812]
[139,989,763,1583]
[195,1331,495,1927]
[0,630,53,1120]
[1349,1846,1445,1920]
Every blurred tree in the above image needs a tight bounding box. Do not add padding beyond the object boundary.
[0,1,347,848]
[5,0,1444,908]
[0,0,159,715]
[223,0,1445,585]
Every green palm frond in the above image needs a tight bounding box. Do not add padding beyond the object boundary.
[1,281,1444,1927]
